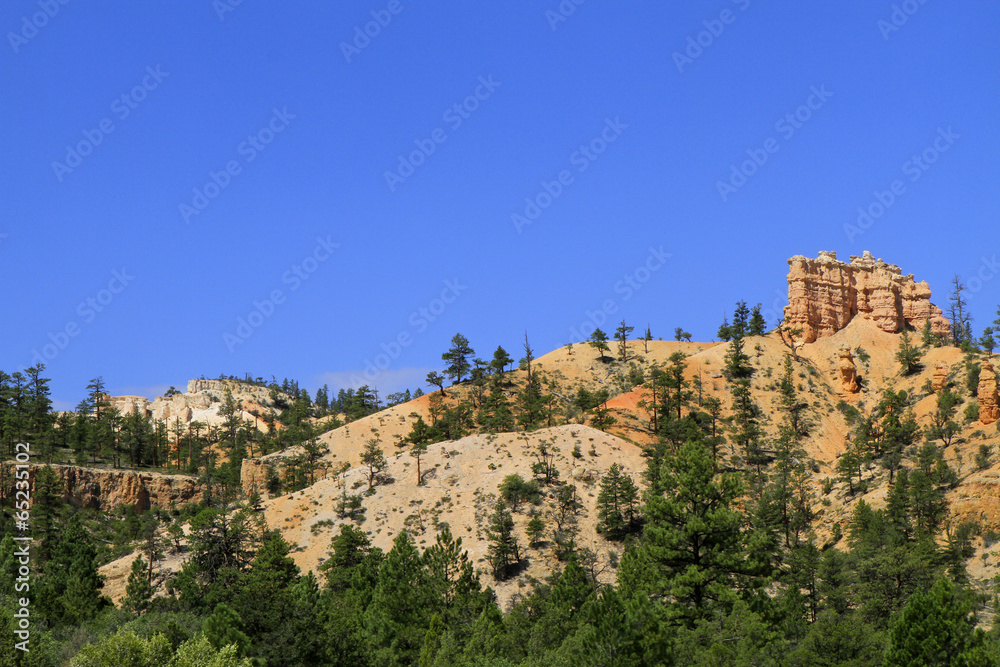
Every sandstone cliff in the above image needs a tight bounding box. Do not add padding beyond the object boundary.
[104,379,291,428]
[979,358,999,425]
[784,251,950,343]
[1,463,200,512]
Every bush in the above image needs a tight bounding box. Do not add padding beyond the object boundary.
[499,474,542,512]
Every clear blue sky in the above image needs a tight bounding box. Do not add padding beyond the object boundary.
[2,1,998,408]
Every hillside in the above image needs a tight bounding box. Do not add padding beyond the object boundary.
[90,254,1000,613]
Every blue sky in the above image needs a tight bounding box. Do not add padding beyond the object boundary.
[1,1,998,408]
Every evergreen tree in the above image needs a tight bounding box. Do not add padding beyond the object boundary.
[896,329,924,375]
[749,303,766,335]
[426,371,446,396]
[614,319,634,362]
[202,603,251,657]
[490,345,514,378]
[409,439,428,485]
[717,315,732,342]
[123,554,154,615]
[361,438,387,491]
[518,331,536,381]
[621,438,753,628]
[883,577,992,666]
[589,328,611,362]
[596,463,638,540]
[364,532,435,667]
[517,372,548,430]
[486,498,521,580]
[478,382,515,433]
[442,333,474,384]
[949,275,973,349]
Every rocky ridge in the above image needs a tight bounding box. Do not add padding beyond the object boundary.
[784,250,950,343]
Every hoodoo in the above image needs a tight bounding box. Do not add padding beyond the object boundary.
[783,250,950,343]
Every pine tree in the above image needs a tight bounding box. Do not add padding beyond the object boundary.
[123,554,154,615]
[202,603,251,656]
[884,578,991,666]
[614,319,634,362]
[589,328,611,362]
[490,345,514,378]
[896,329,924,375]
[620,438,751,628]
[486,498,521,580]
[410,440,428,485]
[442,333,474,384]
[749,303,766,335]
[596,463,638,540]
[361,438,387,491]
[478,382,514,433]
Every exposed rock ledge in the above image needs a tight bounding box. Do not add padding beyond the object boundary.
[1,463,200,512]
[784,250,951,343]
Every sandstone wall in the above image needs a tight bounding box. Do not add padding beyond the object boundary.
[979,358,999,425]
[784,251,950,343]
[1,463,201,512]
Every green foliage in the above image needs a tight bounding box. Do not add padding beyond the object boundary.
[486,498,521,580]
[588,328,611,362]
[202,603,250,657]
[896,329,924,375]
[499,474,541,512]
[595,463,639,540]
[123,555,154,615]
[884,578,993,666]
[442,333,475,384]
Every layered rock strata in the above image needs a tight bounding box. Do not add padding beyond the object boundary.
[979,358,999,425]
[784,251,950,343]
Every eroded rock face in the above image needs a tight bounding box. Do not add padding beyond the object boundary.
[838,347,859,393]
[100,379,291,428]
[1,463,200,512]
[979,358,999,425]
[783,251,950,343]
[932,364,949,393]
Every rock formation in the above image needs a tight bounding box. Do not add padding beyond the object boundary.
[100,379,292,428]
[1,463,201,512]
[932,364,949,393]
[783,251,950,343]
[979,358,999,425]
[838,347,859,393]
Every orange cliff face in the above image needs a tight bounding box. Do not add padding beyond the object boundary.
[783,250,951,343]
[979,358,999,425]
